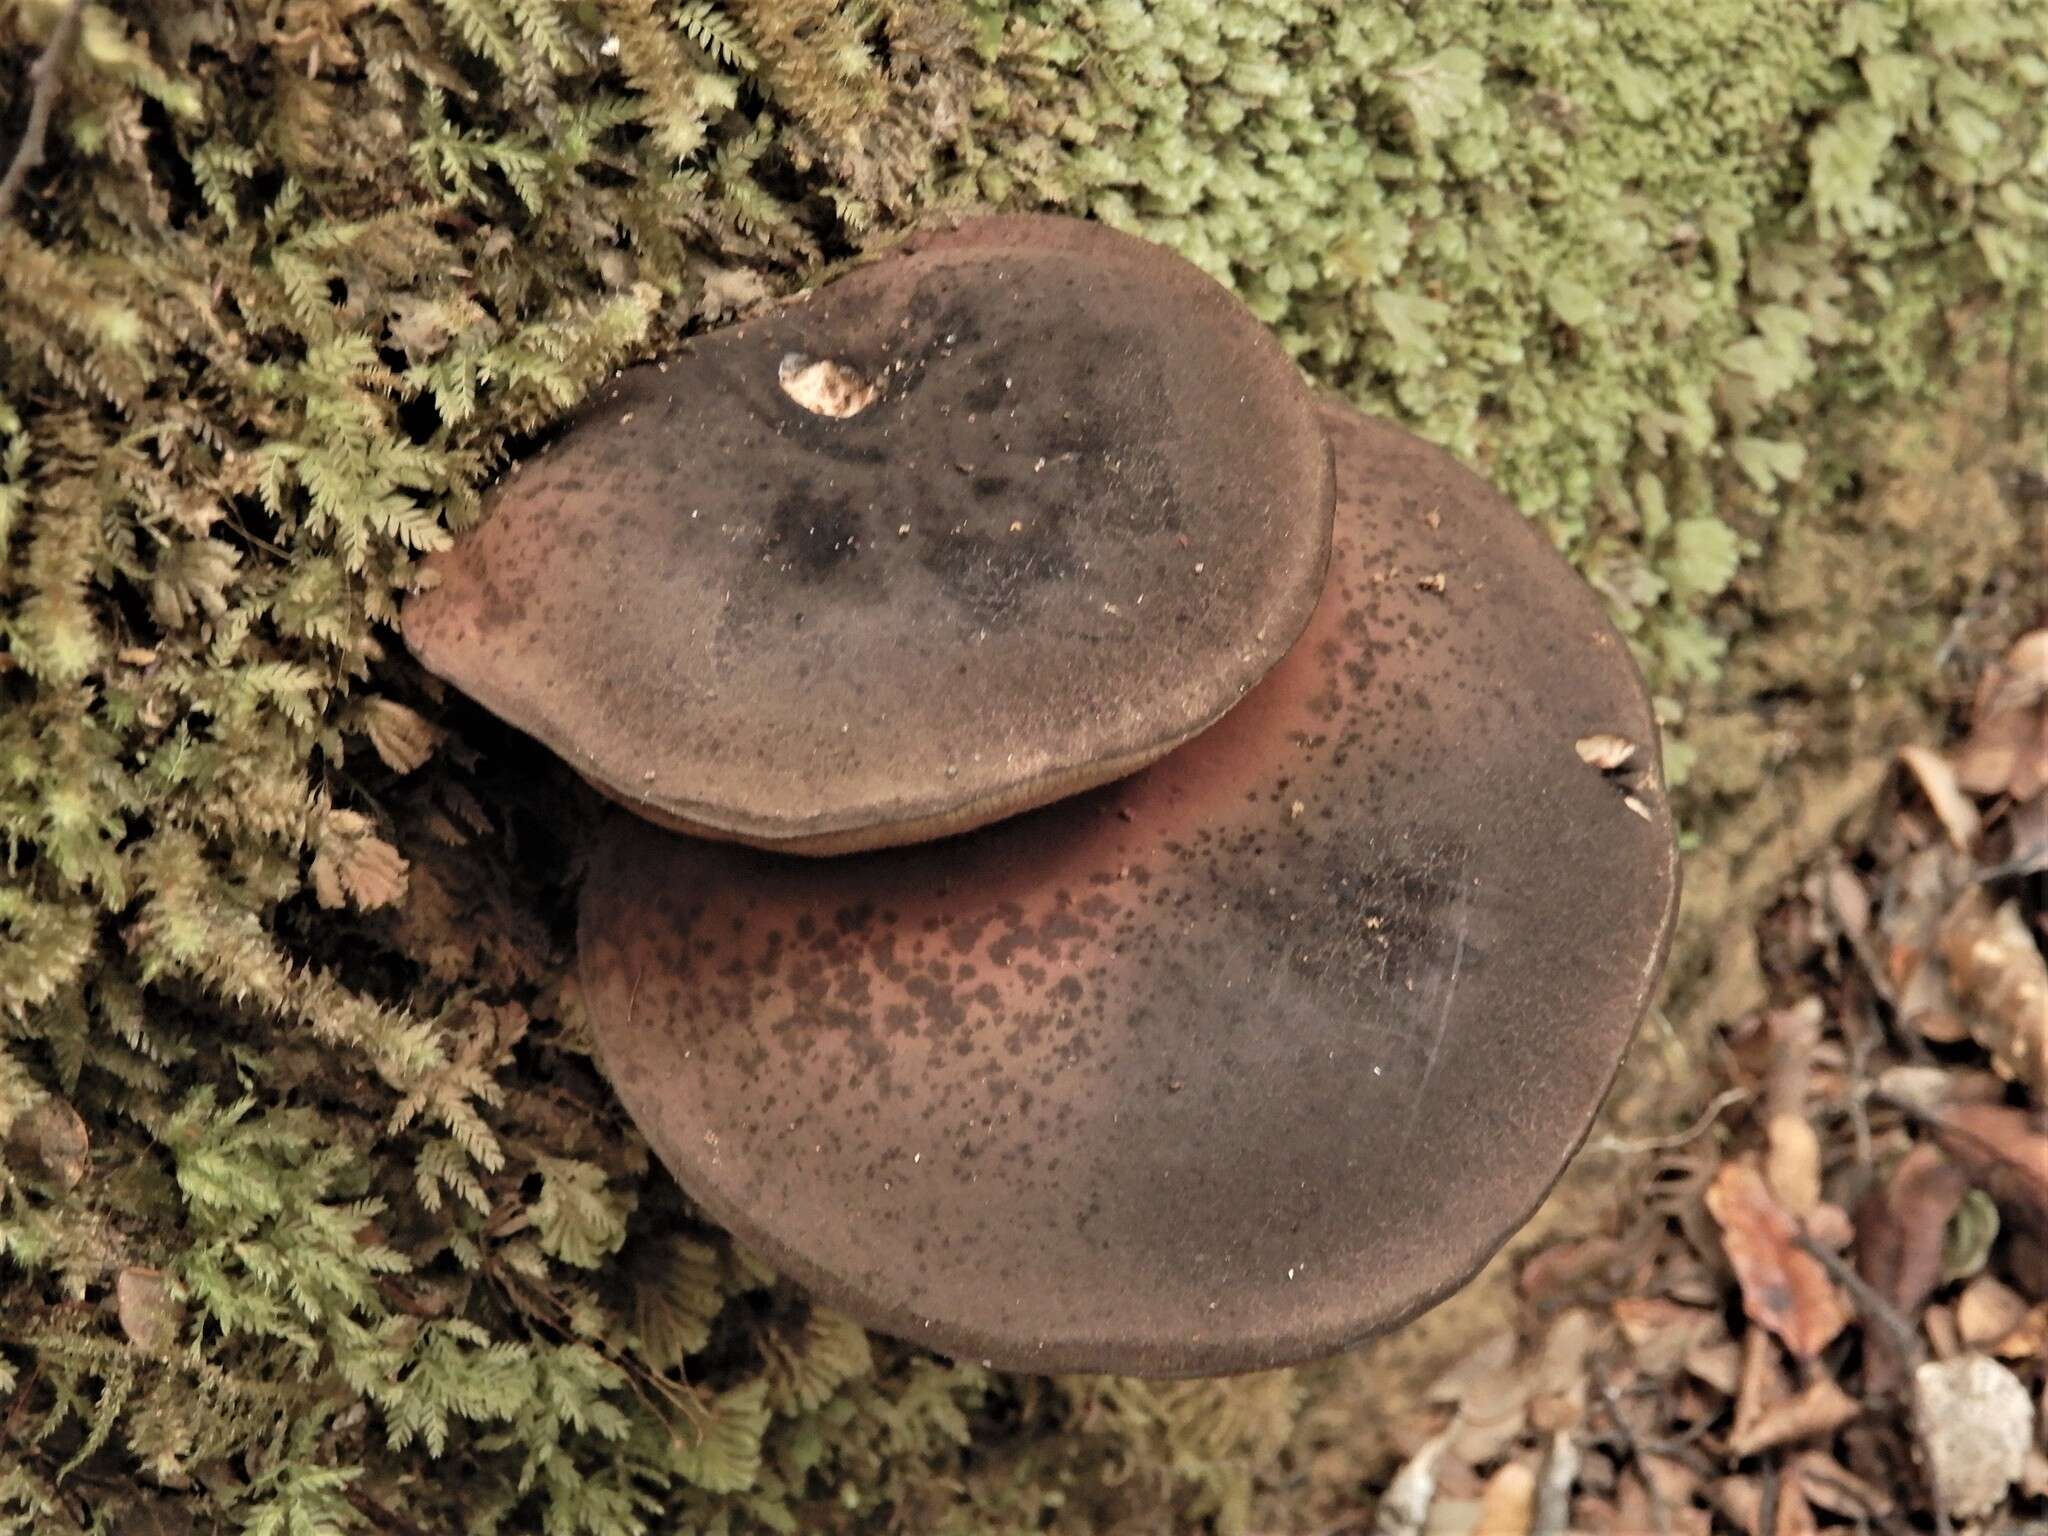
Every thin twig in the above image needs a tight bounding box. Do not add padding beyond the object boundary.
[1795,1463,1896,1531]
[0,1363,42,1447]
[1588,1086,1752,1156]
[0,0,88,222]
[1593,1373,1671,1536]
[1792,1233,1925,1374]
[1871,1085,2038,1183]
[1844,1022,1877,1181]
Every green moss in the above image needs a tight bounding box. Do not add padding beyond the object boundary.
[1,0,2043,1531]
[974,0,2047,707]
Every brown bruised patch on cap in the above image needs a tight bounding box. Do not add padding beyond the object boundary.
[576,399,1681,1377]
[402,214,1334,854]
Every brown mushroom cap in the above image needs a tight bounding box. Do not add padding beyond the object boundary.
[578,399,1681,1376]
[403,215,1333,855]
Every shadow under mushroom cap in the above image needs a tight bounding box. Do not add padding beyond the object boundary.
[404,214,1333,855]
[578,400,1681,1378]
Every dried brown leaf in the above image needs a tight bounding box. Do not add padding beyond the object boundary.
[1955,630,2046,800]
[1612,1297,1718,1378]
[1709,1475,1763,1536]
[1938,886,2048,1101]
[1924,1301,1962,1359]
[1685,1337,1743,1395]
[1875,1063,2008,1113]
[116,1266,183,1352]
[1855,1142,1968,1316]
[1989,1301,2048,1359]
[1997,791,2048,877]
[1898,744,1981,850]
[1918,1101,2048,1235]
[4,1095,88,1190]
[1956,1276,2030,1350]
[1433,1310,1605,1466]
[1427,1328,1516,1403]
[1770,1476,1818,1536]
[1731,1326,1791,1452]
[1450,1395,1531,1470]
[1899,960,1969,1041]
[1528,1308,1605,1403]
[1854,1141,1967,1393]
[1472,1461,1535,1536]
[1878,843,1973,1037]
[1822,860,1872,944]
[1524,1391,1577,1435]
[1726,1373,1862,1457]
[1657,1254,1723,1308]
[1789,1451,1893,1519]
[1430,1328,1535,1466]
[2013,710,2047,799]
[1953,701,2041,796]
[1803,1201,1853,1251]
[1706,1161,1851,1359]
[1418,1497,1480,1536]
[1637,1450,1700,1510]
[1613,1470,1712,1536]
[1710,1472,1814,1536]
[1764,1113,1822,1217]
[1517,1236,1622,1303]
[1762,999,1822,1116]
[1980,629,2048,718]
[2011,1227,2048,1299]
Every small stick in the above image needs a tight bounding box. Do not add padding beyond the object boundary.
[1588,1085,1751,1156]
[1844,1023,1877,1180]
[0,1363,43,1447]
[1593,1373,1671,1536]
[0,0,88,222]
[1793,1232,1925,1373]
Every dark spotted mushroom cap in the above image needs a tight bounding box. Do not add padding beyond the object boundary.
[402,214,1334,855]
[576,400,1682,1377]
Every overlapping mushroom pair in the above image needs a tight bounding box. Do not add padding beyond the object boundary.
[404,215,1680,1378]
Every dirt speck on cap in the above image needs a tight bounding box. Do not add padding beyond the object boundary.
[777,353,880,419]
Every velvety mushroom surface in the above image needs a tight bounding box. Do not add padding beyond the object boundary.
[579,400,1681,1377]
[404,215,1333,854]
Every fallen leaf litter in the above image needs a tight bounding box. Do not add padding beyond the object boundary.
[1372,625,2048,1536]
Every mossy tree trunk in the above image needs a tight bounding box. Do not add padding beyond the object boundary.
[1,1,2042,1531]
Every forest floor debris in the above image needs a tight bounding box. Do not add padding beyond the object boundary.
[1355,626,2048,1536]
